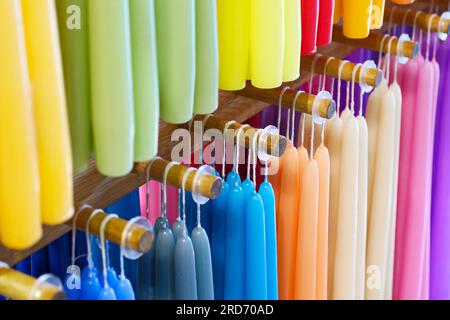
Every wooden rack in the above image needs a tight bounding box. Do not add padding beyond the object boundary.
[0,268,65,300]
[385,6,450,34]
[0,42,357,266]
[333,26,420,58]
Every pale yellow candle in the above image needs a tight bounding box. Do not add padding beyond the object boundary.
[333,115,359,300]
[295,158,319,300]
[22,0,74,225]
[324,116,344,298]
[0,0,42,249]
[385,82,402,299]
[365,90,396,300]
[356,115,369,300]
[314,144,330,300]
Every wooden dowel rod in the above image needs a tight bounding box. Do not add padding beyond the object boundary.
[301,55,383,87]
[385,6,450,34]
[237,82,336,120]
[0,268,65,300]
[69,206,154,254]
[332,26,420,59]
[134,158,223,200]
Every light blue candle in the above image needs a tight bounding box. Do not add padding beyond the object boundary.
[245,191,268,299]
[155,226,175,299]
[114,276,135,300]
[174,230,198,300]
[258,180,278,300]
[211,181,229,300]
[192,224,214,300]
[80,268,101,300]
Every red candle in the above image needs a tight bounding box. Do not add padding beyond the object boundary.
[301,0,319,55]
[317,0,335,47]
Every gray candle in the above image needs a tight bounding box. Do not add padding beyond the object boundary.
[192,225,214,300]
[175,229,198,300]
[155,225,175,299]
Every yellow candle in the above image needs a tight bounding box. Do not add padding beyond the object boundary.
[371,0,385,30]
[250,0,284,89]
[333,0,343,23]
[0,0,42,249]
[283,0,301,82]
[295,159,319,300]
[342,0,373,39]
[22,0,74,225]
[217,0,250,90]
[325,116,343,298]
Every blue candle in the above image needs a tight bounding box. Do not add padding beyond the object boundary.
[174,230,198,300]
[258,180,278,300]
[155,226,175,299]
[80,267,101,300]
[114,276,135,300]
[192,224,214,300]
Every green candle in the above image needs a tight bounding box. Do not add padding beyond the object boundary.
[130,0,160,162]
[194,0,219,115]
[88,0,135,177]
[56,0,92,174]
[155,0,195,124]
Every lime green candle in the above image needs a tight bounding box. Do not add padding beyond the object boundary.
[88,0,135,177]
[56,0,92,174]
[130,0,160,162]
[155,0,195,124]
[194,0,219,115]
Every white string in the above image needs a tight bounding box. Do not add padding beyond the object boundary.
[162,162,179,219]
[85,209,103,270]
[388,6,398,35]
[251,129,261,183]
[337,61,349,116]
[351,63,362,114]
[100,214,118,288]
[119,216,142,279]
[378,35,389,69]
[412,11,422,42]
[426,14,438,61]
[71,206,88,267]
[146,157,162,221]
[383,37,396,84]
[182,168,196,222]
[292,90,304,145]
[277,87,290,131]
[222,121,237,179]
[234,125,250,174]
[401,9,413,35]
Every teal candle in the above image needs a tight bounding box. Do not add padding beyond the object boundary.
[192,225,214,300]
[155,0,195,124]
[194,0,219,114]
[88,0,134,177]
[56,0,92,174]
[155,226,175,300]
[174,231,198,300]
[129,0,160,162]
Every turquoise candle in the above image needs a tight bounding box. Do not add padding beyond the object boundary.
[258,180,278,300]
[245,191,268,300]
[88,0,135,177]
[129,0,159,162]
[174,231,198,300]
[155,0,195,124]
[194,0,219,114]
[192,225,214,300]
[155,226,175,300]
[56,0,92,173]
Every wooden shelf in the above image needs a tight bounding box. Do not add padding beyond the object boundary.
[0,42,356,266]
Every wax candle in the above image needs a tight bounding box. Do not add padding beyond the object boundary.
[155,0,195,123]
[194,0,219,114]
[250,0,284,88]
[365,89,396,300]
[0,0,42,249]
[355,115,368,300]
[56,0,92,174]
[114,276,135,300]
[283,0,301,81]
[333,0,342,23]
[324,116,343,298]
[371,0,385,29]
[342,0,372,39]
[333,115,359,300]
[317,0,335,46]
[129,0,159,162]
[217,0,250,90]
[88,0,134,177]
[295,159,319,300]
[155,226,175,300]
[301,0,319,55]
[259,180,279,300]
[314,145,330,300]
[277,144,301,299]
[245,191,268,300]
[174,232,198,300]
[192,225,214,300]
[22,0,74,225]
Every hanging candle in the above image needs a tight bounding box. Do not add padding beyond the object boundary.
[0,0,42,250]
[175,229,198,300]
[155,225,175,300]
[301,0,319,55]
[55,0,92,174]
[194,0,219,114]
[250,0,284,89]
[342,0,372,39]
[333,0,342,23]
[88,0,134,177]
[283,0,301,82]
[317,0,335,46]
[155,0,195,123]
[97,215,118,300]
[129,0,160,162]
[217,0,250,90]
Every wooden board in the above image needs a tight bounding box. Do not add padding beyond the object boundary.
[0,43,356,266]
